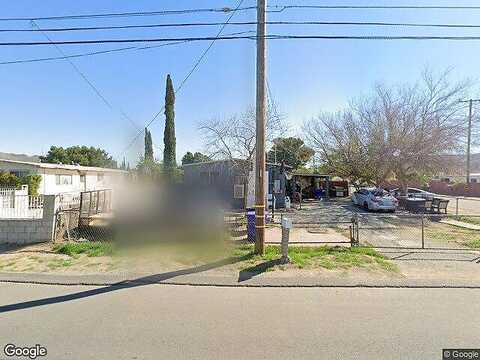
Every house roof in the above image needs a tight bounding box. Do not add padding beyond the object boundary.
[0,158,127,174]
[182,159,292,169]
[292,173,331,178]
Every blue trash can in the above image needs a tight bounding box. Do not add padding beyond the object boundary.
[246,209,256,243]
[246,208,269,242]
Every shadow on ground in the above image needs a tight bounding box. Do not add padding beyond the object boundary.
[0,253,257,314]
[238,258,286,282]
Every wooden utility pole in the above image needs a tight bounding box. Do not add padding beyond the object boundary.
[255,0,267,255]
[460,99,480,183]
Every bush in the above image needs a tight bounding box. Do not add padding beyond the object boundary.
[0,171,21,188]
[0,172,42,195]
[21,175,42,195]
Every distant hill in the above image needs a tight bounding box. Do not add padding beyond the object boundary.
[0,152,41,163]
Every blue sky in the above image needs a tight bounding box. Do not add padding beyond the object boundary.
[2,0,480,165]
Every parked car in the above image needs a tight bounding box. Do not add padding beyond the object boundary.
[352,188,399,212]
[390,187,436,200]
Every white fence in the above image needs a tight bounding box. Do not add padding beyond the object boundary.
[0,195,44,219]
[0,187,16,197]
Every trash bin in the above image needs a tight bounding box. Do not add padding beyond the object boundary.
[246,208,268,242]
[246,209,256,243]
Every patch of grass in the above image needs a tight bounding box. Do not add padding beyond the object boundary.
[458,216,480,226]
[53,242,114,258]
[425,223,480,248]
[237,244,397,272]
[465,239,480,249]
[47,259,73,269]
[2,261,18,268]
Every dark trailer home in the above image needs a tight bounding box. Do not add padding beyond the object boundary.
[182,160,289,210]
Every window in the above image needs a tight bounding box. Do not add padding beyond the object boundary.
[97,173,104,182]
[471,179,478,184]
[234,176,244,185]
[10,170,30,178]
[55,174,72,185]
[200,171,220,185]
[80,175,86,183]
[234,184,245,199]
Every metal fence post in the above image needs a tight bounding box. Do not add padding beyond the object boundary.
[421,213,425,249]
[351,214,360,247]
[281,217,292,263]
[355,214,360,246]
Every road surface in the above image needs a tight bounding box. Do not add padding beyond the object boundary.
[0,283,478,359]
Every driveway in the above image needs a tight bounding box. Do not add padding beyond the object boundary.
[273,199,477,250]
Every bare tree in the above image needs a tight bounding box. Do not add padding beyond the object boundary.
[199,105,286,207]
[199,105,286,167]
[304,69,472,192]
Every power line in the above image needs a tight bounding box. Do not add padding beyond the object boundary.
[118,0,246,158]
[8,34,480,47]
[267,5,480,11]
[5,20,480,33]
[31,20,139,130]
[2,4,480,22]
[0,7,256,22]
[0,31,255,65]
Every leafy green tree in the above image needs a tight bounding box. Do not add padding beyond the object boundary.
[268,137,315,170]
[0,171,21,188]
[181,151,211,165]
[21,175,42,195]
[0,172,42,195]
[144,128,154,162]
[163,74,177,174]
[40,146,117,168]
[182,152,195,165]
[136,156,163,179]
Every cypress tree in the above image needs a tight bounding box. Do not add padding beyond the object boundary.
[144,128,154,162]
[163,74,176,173]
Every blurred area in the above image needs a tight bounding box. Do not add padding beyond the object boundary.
[53,178,246,268]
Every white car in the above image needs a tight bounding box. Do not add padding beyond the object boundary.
[390,187,435,200]
[352,188,398,212]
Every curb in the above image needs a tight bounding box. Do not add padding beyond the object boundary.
[1,272,480,289]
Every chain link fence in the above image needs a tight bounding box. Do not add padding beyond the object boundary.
[355,213,480,250]
[54,209,114,242]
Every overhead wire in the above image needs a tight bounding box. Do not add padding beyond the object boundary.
[31,20,139,130]
[0,7,257,22]
[118,0,247,158]
[2,4,480,22]
[7,34,480,47]
[4,20,480,32]
[267,4,480,11]
[0,31,256,65]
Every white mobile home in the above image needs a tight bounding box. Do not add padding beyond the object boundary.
[0,159,127,195]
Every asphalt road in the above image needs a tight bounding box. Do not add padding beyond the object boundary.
[0,283,479,360]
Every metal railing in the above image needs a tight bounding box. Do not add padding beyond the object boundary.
[0,194,44,219]
[79,189,113,220]
[56,192,81,211]
[0,187,15,197]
